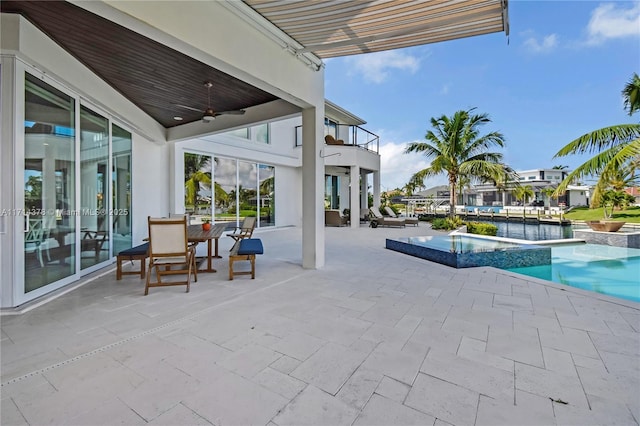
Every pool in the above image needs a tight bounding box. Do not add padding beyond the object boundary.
[508,243,640,303]
[386,235,551,269]
[476,220,574,240]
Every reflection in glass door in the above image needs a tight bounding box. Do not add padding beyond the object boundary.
[24,73,76,293]
[112,124,132,255]
[80,105,109,269]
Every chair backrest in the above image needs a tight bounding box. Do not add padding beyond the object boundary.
[240,216,257,237]
[148,216,188,258]
[369,207,383,219]
[384,206,398,218]
[25,218,44,244]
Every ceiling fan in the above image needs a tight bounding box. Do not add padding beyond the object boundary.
[176,82,246,122]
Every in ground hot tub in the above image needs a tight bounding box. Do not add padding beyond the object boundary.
[386,235,551,269]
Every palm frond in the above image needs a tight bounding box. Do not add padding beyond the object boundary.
[554,124,640,157]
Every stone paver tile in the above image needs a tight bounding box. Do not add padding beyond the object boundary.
[599,350,640,375]
[354,394,436,426]
[218,343,281,379]
[253,367,306,400]
[219,328,281,352]
[360,302,413,327]
[530,293,576,314]
[298,315,370,346]
[320,295,376,313]
[457,336,514,372]
[13,364,144,425]
[360,323,413,349]
[421,349,514,400]
[119,361,200,421]
[541,346,577,376]
[147,403,212,425]
[269,331,326,361]
[395,314,423,332]
[606,319,638,337]
[449,305,513,327]
[556,311,611,334]
[361,342,426,385]
[571,353,608,373]
[493,294,533,311]
[577,366,640,417]
[409,322,463,354]
[161,331,232,363]
[68,397,146,425]
[1,397,28,426]
[273,385,359,426]
[515,362,589,408]
[269,355,301,375]
[405,373,479,426]
[375,376,410,403]
[350,338,379,354]
[290,342,368,395]
[554,393,638,426]
[513,311,561,332]
[487,325,544,367]
[441,315,489,341]
[335,367,383,409]
[182,368,287,426]
[620,312,640,332]
[590,331,640,357]
[475,394,555,426]
[406,302,450,323]
[538,327,599,358]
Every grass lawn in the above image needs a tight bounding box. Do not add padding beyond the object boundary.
[564,206,640,223]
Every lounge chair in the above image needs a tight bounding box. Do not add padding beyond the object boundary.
[384,206,419,227]
[369,207,405,228]
[325,209,348,226]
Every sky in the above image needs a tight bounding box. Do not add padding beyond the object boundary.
[323,0,640,192]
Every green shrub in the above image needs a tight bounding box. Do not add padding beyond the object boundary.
[431,216,463,230]
[466,221,498,236]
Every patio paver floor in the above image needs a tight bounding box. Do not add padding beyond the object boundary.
[2,225,639,425]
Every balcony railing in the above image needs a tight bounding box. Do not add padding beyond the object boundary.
[295,124,379,154]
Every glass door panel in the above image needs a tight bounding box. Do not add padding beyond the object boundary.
[112,124,132,254]
[80,105,109,269]
[213,157,237,224]
[238,160,257,227]
[24,73,76,292]
[184,153,212,222]
[258,164,275,227]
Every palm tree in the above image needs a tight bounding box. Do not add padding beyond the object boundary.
[405,109,507,217]
[184,153,212,207]
[481,163,519,207]
[540,186,557,208]
[553,73,640,207]
[512,185,534,205]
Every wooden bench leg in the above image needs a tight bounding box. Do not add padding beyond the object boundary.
[117,257,123,280]
[250,254,255,279]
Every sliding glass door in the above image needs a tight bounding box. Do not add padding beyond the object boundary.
[24,73,76,292]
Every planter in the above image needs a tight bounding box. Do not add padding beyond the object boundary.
[585,220,625,232]
[202,223,211,231]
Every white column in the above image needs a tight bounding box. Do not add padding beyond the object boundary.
[350,165,359,228]
[373,171,381,209]
[301,107,324,269]
[360,171,368,213]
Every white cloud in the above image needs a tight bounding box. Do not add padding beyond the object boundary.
[523,34,558,53]
[348,50,420,84]
[440,84,450,95]
[586,2,640,45]
[378,141,446,191]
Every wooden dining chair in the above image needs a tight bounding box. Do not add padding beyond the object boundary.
[145,216,197,295]
[227,216,257,246]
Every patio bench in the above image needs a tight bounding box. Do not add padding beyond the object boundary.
[229,238,263,280]
[116,243,149,280]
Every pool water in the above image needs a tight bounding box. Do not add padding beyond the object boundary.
[508,243,640,303]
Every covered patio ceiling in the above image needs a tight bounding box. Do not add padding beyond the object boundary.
[1,0,509,131]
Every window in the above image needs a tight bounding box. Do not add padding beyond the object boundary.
[324,118,338,138]
[228,128,249,139]
[252,123,269,144]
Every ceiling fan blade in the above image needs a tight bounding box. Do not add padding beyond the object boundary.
[174,104,202,112]
[214,109,246,116]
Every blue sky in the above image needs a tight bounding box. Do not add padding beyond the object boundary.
[323,0,640,191]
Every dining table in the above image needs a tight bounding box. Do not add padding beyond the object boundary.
[187,223,228,272]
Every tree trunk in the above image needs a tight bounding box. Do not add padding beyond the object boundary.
[449,177,456,219]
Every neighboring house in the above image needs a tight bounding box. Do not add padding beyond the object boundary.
[625,187,640,205]
[0,1,508,308]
